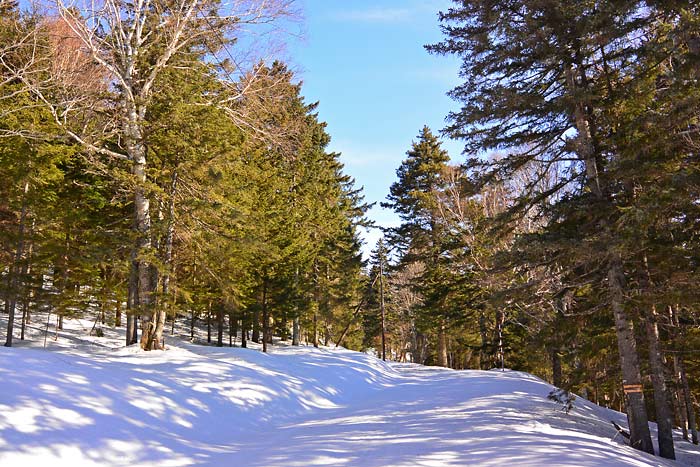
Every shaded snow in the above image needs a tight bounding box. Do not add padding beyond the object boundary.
[0,317,699,466]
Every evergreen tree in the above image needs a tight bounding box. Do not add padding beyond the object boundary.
[383,126,453,366]
[365,237,389,360]
[428,0,700,456]
[0,0,294,351]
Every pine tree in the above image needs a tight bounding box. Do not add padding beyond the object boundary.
[426,1,684,454]
[0,0,294,351]
[211,62,369,351]
[0,7,87,346]
[383,126,453,366]
[365,238,389,360]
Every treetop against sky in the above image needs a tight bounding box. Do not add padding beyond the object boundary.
[15,0,461,256]
[290,0,462,255]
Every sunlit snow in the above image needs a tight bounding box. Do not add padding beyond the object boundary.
[0,317,698,466]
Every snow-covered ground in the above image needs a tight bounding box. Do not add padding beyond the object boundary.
[1,316,699,466]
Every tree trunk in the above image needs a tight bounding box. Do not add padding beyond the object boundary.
[645,304,675,459]
[673,372,689,441]
[262,280,269,353]
[229,312,235,347]
[608,258,654,454]
[292,266,300,346]
[127,120,156,350]
[216,307,224,347]
[5,180,29,347]
[550,297,567,387]
[677,355,698,444]
[437,320,448,367]
[551,349,562,388]
[190,307,196,341]
[478,311,488,370]
[321,310,331,346]
[100,294,106,324]
[292,316,300,346]
[155,170,178,350]
[4,276,10,316]
[20,303,27,340]
[669,305,698,444]
[566,61,654,455]
[380,260,386,361]
[56,229,73,335]
[312,304,319,348]
[207,305,211,344]
[126,307,133,345]
[115,300,121,328]
[20,264,31,341]
[240,310,247,348]
[324,321,331,347]
[19,224,34,341]
[252,307,261,344]
[495,309,505,371]
[151,302,165,350]
[321,263,331,347]
[126,254,138,346]
[312,262,320,348]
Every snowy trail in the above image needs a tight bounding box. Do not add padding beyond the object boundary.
[1,321,699,466]
[216,365,688,467]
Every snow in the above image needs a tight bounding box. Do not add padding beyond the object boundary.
[1,317,699,466]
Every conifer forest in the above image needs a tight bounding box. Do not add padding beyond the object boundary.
[1,0,700,465]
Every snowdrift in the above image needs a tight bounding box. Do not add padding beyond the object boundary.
[0,322,698,466]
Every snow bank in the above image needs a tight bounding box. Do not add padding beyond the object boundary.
[0,320,698,466]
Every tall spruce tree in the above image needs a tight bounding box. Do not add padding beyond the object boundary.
[366,237,390,360]
[426,0,681,454]
[383,126,452,367]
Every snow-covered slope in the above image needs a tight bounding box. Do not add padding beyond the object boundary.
[1,319,699,466]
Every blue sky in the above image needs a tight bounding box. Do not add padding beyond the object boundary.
[289,0,463,257]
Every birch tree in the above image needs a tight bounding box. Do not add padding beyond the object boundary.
[1,0,295,349]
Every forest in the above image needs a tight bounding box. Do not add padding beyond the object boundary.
[1,0,699,462]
